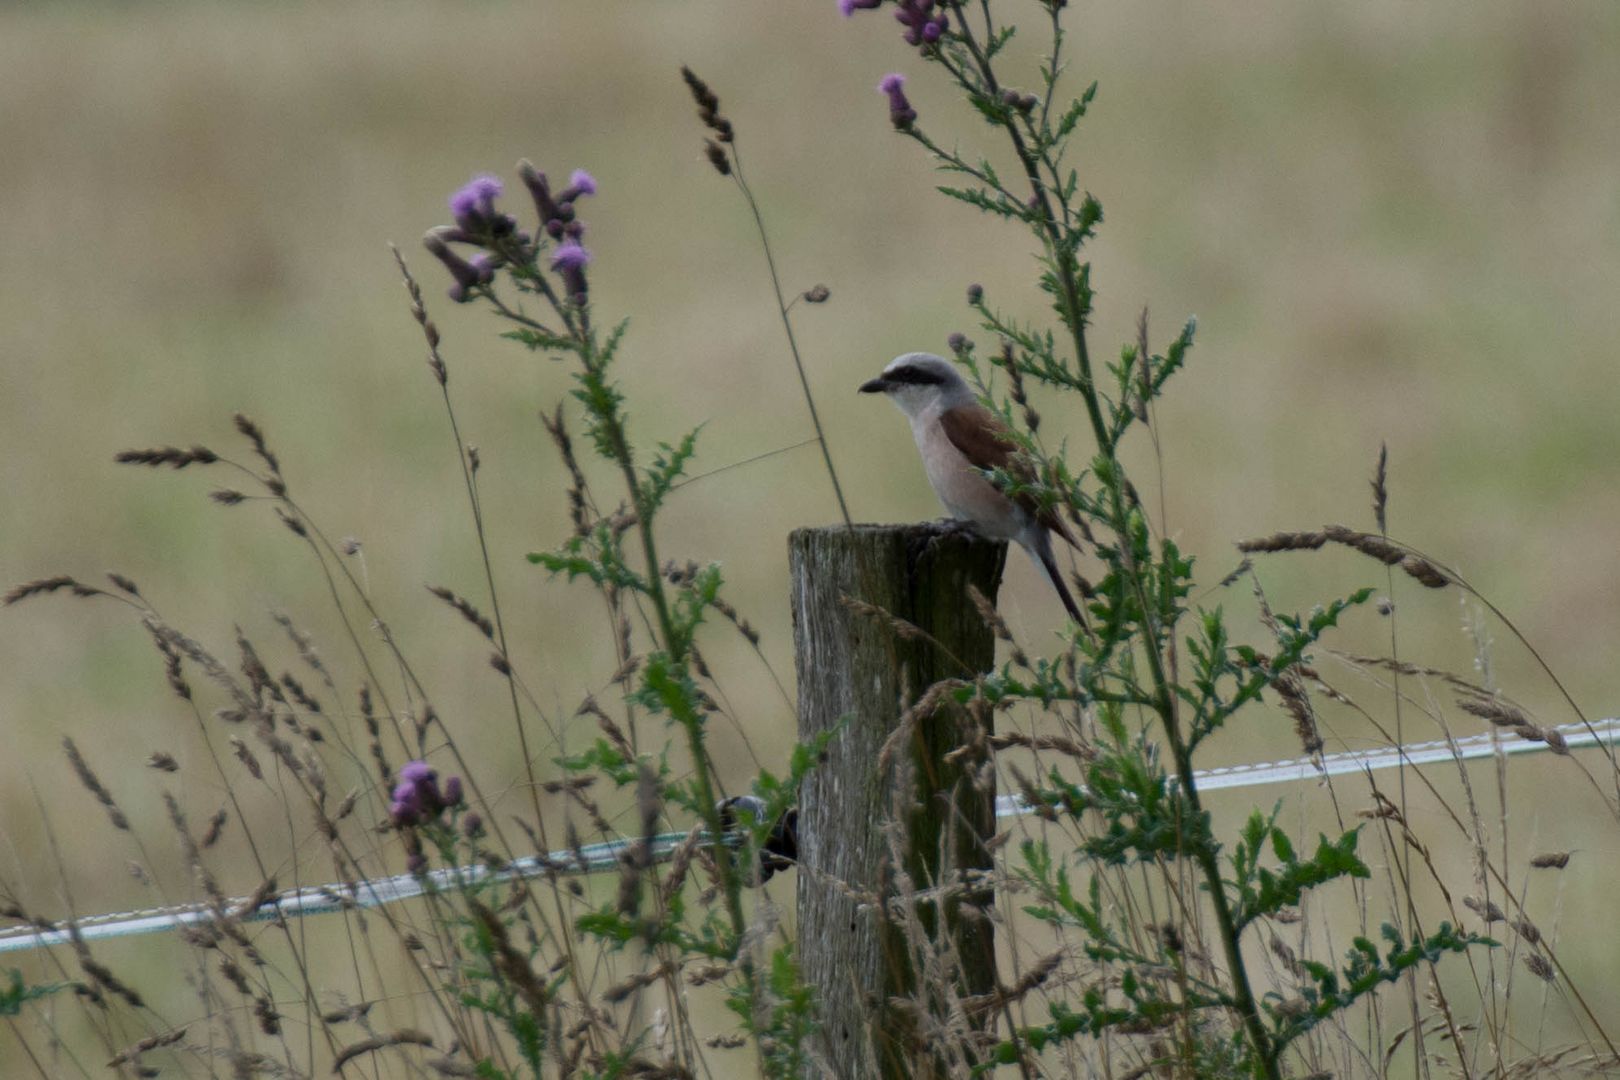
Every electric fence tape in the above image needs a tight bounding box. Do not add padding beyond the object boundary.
[3,717,1615,956]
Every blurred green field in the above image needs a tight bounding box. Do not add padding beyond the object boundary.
[2,0,1619,1074]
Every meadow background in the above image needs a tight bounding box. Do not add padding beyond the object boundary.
[1,0,1618,1073]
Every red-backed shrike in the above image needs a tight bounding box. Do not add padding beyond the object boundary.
[860,352,1084,623]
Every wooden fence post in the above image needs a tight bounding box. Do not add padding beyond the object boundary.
[790,523,1006,1078]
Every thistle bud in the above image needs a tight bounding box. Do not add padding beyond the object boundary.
[518,160,562,224]
[878,73,917,130]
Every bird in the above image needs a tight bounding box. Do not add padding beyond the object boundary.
[860,351,1085,624]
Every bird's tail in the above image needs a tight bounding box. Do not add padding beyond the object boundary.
[1026,529,1085,627]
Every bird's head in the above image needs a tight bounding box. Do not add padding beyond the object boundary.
[858,352,971,418]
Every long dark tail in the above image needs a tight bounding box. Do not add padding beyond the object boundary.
[1028,529,1086,627]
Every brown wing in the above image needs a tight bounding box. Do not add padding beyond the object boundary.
[939,404,1082,552]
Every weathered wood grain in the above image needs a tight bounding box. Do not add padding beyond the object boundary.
[791,523,1006,1078]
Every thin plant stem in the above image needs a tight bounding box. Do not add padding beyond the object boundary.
[729,143,854,528]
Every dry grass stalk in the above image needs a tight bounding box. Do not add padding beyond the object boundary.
[1371,442,1388,534]
[276,507,308,537]
[583,696,631,757]
[1217,558,1253,589]
[610,654,642,686]
[961,948,1064,1017]
[427,584,495,640]
[603,961,674,1005]
[107,1027,187,1066]
[113,445,219,469]
[62,737,129,831]
[238,641,283,716]
[1530,851,1571,869]
[321,1001,374,1025]
[1007,762,1056,821]
[273,609,332,688]
[968,582,1029,667]
[254,994,282,1035]
[145,617,261,719]
[147,751,179,772]
[232,413,280,479]
[1252,580,1323,754]
[1273,670,1323,756]
[162,792,227,916]
[469,900,550,1015]
[142,624,194,702]
[332,1029,436,1071]
[104,571,140,597]
[876,678,969,774]
[1323,523,1404,564]
[392,243,449,386]
[988,731,1095,760]
[360,684,391,784]
[1341,653,1489,697]
[201,807,228,848]
[70,933,145,1009]
[685,963,730,987]
[1236,530,1327,553]
[1238,525,1451,587]
[230,737,263,780]
[541,403,591,535]
[3,575,105,605]
[1463,895,1505,923]
[1399,554,1450,588]
[229,878,279,922]
[1524,952,1556,983]
[841,594,931,644]
[661,825,705,906]
[1456,693,1532,729]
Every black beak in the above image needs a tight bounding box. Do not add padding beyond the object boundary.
[858,377,889,394]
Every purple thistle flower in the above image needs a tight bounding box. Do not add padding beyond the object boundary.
[879,73,917,130]
[839,0,882,13]
[467,252,496,286]
[390,759,462,825]
[449,173,504,229]
[400,760,436,784]
[559,168,597,202]
[550,239,592,271]
[390,779,424,827]
[894,0,946,47]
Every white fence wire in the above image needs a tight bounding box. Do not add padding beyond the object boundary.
[3,717,1615,956]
